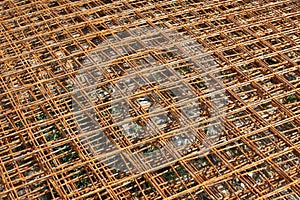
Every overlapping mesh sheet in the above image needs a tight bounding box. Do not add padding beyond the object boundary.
[0,0,300,199]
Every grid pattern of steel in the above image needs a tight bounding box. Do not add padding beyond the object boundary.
[0,0,300,199]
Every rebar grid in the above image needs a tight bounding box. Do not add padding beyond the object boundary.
[0,0,300,199]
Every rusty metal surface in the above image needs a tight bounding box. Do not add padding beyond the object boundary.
[0,0,300,199]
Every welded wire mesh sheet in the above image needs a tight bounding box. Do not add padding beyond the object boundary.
[0,0,300,199]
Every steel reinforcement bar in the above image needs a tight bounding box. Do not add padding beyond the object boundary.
[0,0,300,199]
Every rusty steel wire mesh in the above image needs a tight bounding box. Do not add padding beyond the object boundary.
[1,0,300,199]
